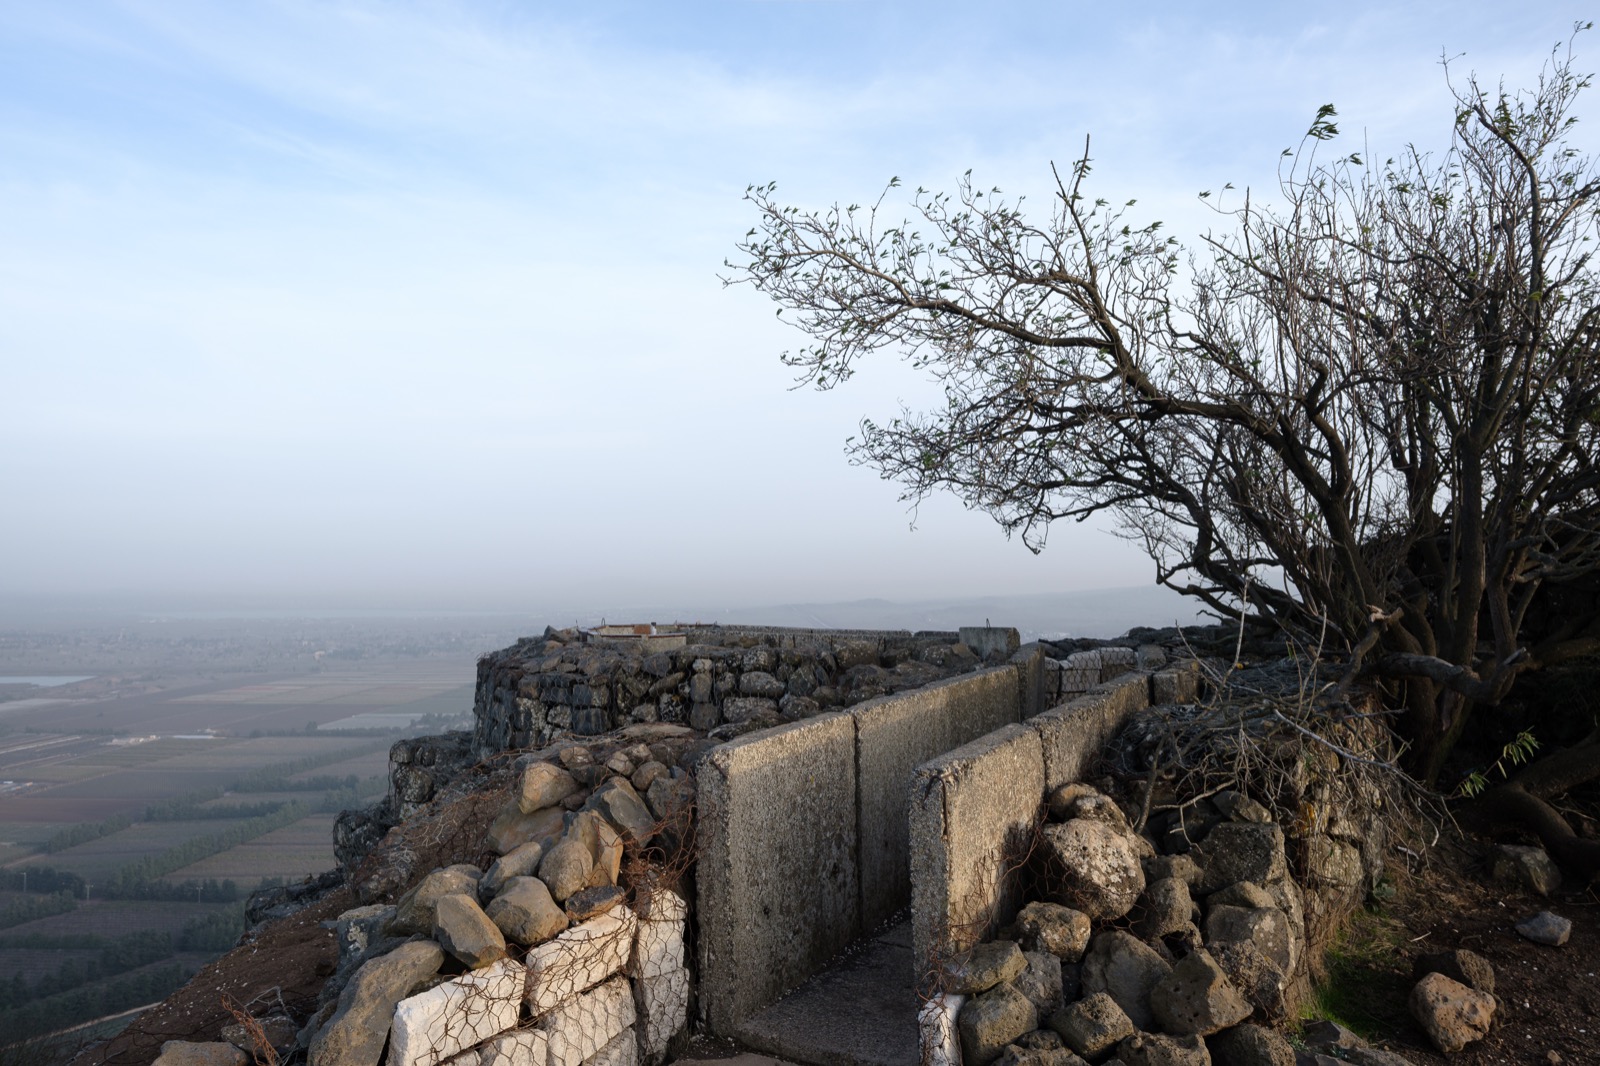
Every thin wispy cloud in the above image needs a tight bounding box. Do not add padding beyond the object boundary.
[0,1,1591,610]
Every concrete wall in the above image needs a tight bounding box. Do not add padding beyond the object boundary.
[1031,673,1150,791]
[696,711,860,1034]
[908,724,1045,981]
[907,666,1156,977]
[697,654,1046,1035]
[851,666,1026,932]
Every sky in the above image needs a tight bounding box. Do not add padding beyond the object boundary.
[1,1,1592,616]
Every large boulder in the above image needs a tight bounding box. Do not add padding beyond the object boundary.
[947,941,1029,994]
[1117,1031,1212,1066]
[1411,948,1495,996]
[585,777,658,847]
[1016,902,1092,962]
[1410,972,1494,1053]
[482,841,544,897]
[1048,992,1134,1059]
[485,802,566,856]
[1207,940,1287,1022]
[433,892,507,968]
[388,865,482,936]
[1014,951,1066,1015]
[959,984,1038,1065]
[1206,1023,1294,1066]
[485,876,568,946]
[1202,905,1292,973]
[517,762,579,814]
[308,939,444,1066]
[1038,819,1146,920]
[538,839,594,903]
[1149,950,1251,1037]
[1080,930,1172,1031]
[1192,823,1287,894]
[1136,877,1196,940]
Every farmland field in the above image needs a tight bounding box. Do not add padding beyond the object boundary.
[42,820,253,880]
[0,899,237,939]
[164,812,339,886]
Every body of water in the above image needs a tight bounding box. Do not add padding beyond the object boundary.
[0,675,95,687]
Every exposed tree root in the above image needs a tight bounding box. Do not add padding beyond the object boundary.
[1476,727,1600,885]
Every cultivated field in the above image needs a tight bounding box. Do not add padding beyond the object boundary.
[0,899,236,940]
[43,820,253,881]
[164,813,340,887]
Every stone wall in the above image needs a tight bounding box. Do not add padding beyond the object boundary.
[471,626,982,757]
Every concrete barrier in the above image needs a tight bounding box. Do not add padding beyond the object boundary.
[697,711,860,1034]
[1011,643,1049,719]
[851,666,1025,931]
[1030,673,1151,791]
[908,723,1045,978]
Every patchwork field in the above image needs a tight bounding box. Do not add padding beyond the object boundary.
[42,820,253,881]
[0,899,236,940]
[163,812,340,886]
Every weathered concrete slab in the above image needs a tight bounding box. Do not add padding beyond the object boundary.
[1030,673,1150,791]
[1011,644,1048,719]
[524,907,635,1017]
[699,711,860,1034]
[539,975,635,1066]
[389,960,524,1066]
[909,724,1045,979]
[635,966,691,1064]
[734,921,918,1066]
[477,1030,546,1066]
[852,666,1023,931]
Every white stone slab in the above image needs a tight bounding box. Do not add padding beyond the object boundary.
[634,885,687,924]
[390,960,525,1066]
[633,967,689,1064]
[525,907,636,1017]
[478,1030,546,1066]
[1098,646,1137,680]
[629,905,684,981]
[538,976,635,1066]
[918,992,964,1066]
[584,1031,638,1066]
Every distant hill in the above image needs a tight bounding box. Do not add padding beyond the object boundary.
[607,584,1209,642]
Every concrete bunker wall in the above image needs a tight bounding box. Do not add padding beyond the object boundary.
[908,660,1203,975]
[696,655,1036,1035]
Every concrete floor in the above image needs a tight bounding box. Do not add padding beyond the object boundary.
[730,920,919,1066]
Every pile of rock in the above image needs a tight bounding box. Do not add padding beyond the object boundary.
[162,752,696,1066]
[926,783,1314,1066]
[472,627,990,754]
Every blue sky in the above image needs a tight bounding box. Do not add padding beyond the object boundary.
[1,2,1591,613]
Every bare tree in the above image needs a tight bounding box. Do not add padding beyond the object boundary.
[727,33,1600,798]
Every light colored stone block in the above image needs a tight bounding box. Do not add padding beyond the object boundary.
[539,976,635,1066]
[389,960,524,1066]
[698,711,859,1034]
[585,1031,638,1066]
[634,967,690,1064]
[1058,651,1102,694]
[918,992,964,1066]
[525,907,636,1017]
[910,723,1045,974]
[630,913,684,981]
[477,1030,546,1066]
[1097,646,1137,680]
